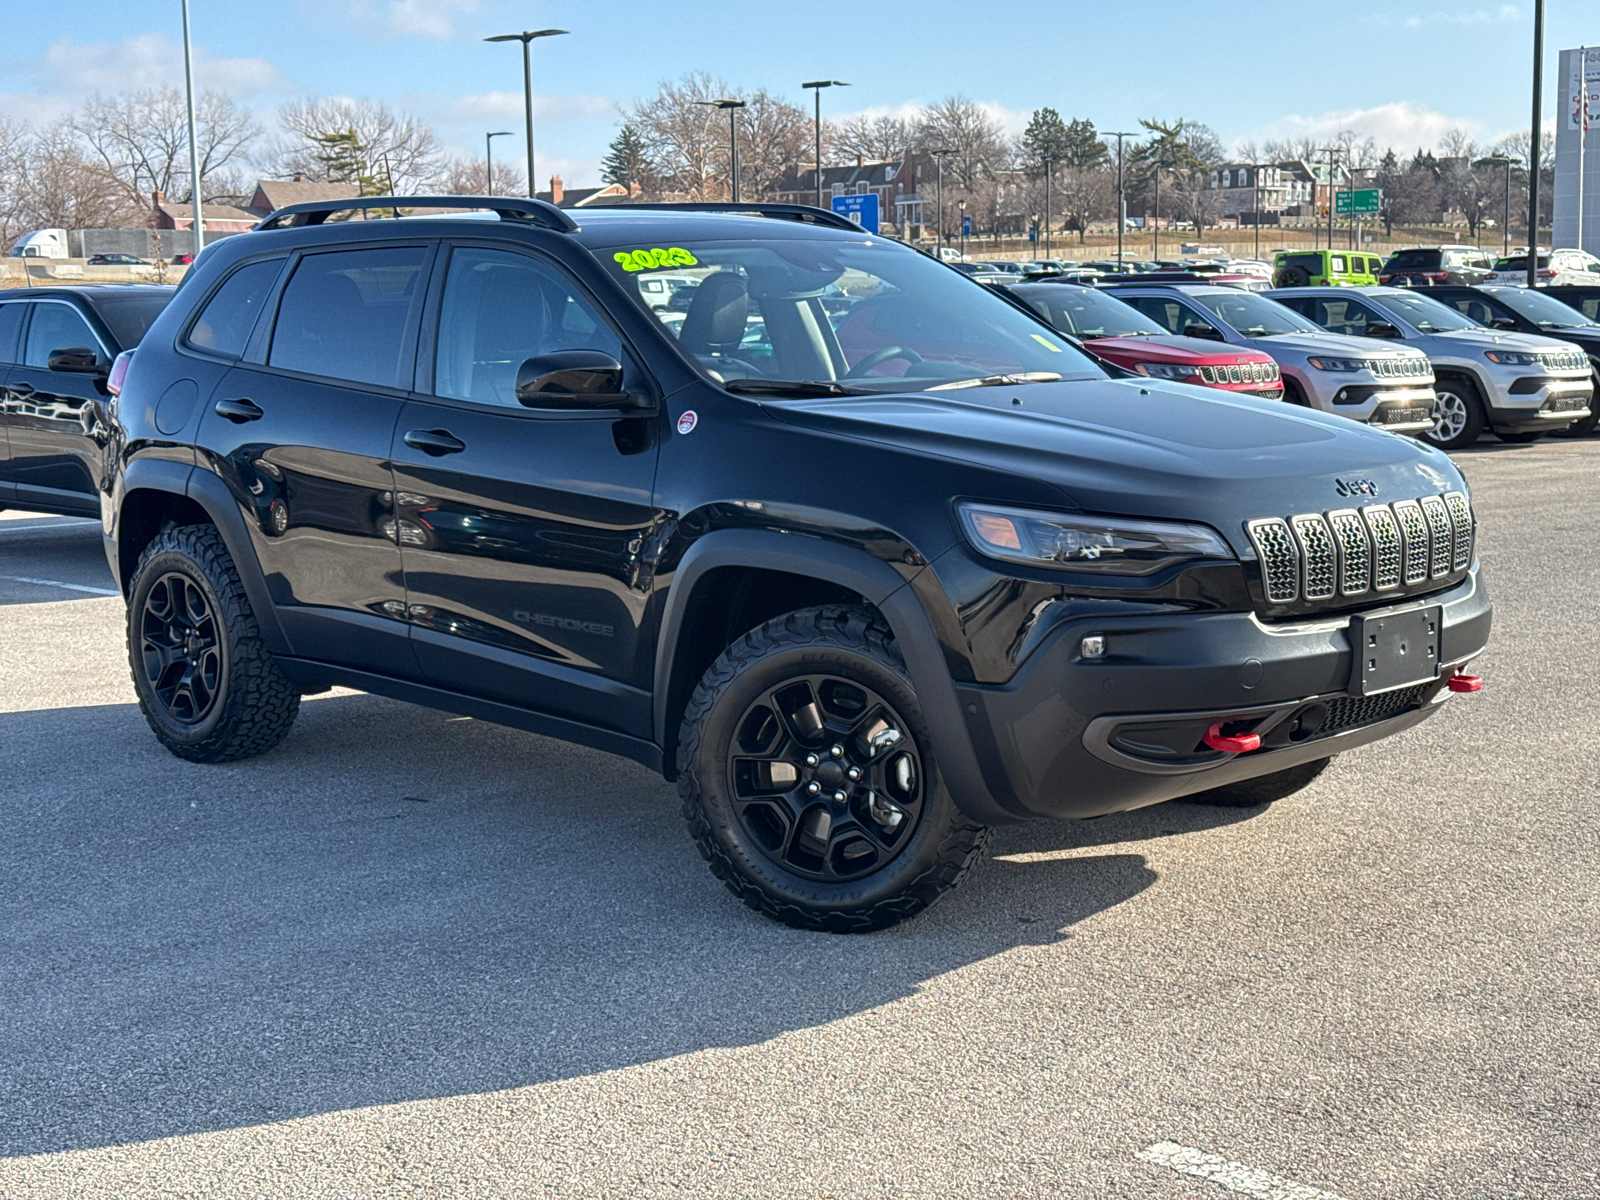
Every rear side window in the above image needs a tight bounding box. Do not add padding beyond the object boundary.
[1283,253,1320,272]
[187,258,284,358]
[268,246,427,388]
[0,303,23,364]
[23,303,101,368]
[1124,297,1190,334]
[1329,256,1347,275]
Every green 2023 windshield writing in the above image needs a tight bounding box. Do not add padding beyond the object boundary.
[614,247,698,272]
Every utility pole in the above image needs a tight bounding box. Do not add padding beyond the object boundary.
[181,0,204,255]
[1528,0,1544,285]
[1042,156,1054,260]
[959,198,967,260]
[930,148,957,254]
[1105,131,1137,269]
[1319,146,1340,253]
[485,130,512,196]
[801,80,849,210]
[484,29,569,199]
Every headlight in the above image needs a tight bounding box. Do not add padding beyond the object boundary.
[1306,356,1369,372]
[1484,350,1541,365]
[1133,362,1203,381]
[957,503,1234,575]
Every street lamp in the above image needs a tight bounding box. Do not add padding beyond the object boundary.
[1527,0,1545,286]
[484,28,568,200]
[801,80,849,210]
[1105,131,1137,269]
[694,99,747,202]
[959,197,967,260]
[485,131,512,196]
[929,148,958,253]
[181,0,204,254]
[1041,156,1055,260]
[1483,154,1516,256]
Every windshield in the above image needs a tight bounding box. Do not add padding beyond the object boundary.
[1374,292,1479,333]
[1487,287,1593,329]
[598,237,1102,392]
[1189,290,1318,336]
[1015,285,1166,338]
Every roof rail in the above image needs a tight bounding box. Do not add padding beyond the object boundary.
[598,202,866,233]
[254,195,579,234]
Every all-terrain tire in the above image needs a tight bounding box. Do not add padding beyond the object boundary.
[1182,756,1333,808]
[127,524,300,762]
[678,605,990,933]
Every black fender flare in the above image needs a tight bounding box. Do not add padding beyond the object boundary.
[652,529,1021,825]
[115,458,291,656]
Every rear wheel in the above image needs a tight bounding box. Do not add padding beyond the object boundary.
[1276,266,1310,287]
[678,605,989,932]
[1183,756,1333,808]
[1422,377,1486,450]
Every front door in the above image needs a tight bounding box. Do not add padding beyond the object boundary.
[192,243,433,675]
[4,300,110,515]
[391,242,664,737]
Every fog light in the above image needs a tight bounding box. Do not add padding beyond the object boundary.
[1081,636,1105,660]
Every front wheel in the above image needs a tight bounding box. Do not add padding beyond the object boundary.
[678,606,989,932]
[1421,378,1486,450]
[128,524,300,762]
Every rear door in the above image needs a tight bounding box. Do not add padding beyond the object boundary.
[192,242,432,676]
[390,240,665,737]
[4,298,112,515]
[0,301,23,503]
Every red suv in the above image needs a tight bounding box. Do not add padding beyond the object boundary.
[1009,282,1284,399]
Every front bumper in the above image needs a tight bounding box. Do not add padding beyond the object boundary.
[1319,380,1437,432]
[950,567,1491,821]
[1487,372,1593,429]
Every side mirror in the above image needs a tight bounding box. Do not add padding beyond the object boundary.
[1365,322,1401,338]
[514,350,639,411]
[48,346,107,376]
[1183,324,1224,342]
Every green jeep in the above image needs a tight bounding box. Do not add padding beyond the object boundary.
[1272,249,1382,288]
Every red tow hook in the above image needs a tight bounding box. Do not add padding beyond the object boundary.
[1447,673,1483,693]
[1203,721,1261,754]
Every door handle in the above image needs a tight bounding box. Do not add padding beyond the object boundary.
[214,397,264,423]
[403,428,466,456]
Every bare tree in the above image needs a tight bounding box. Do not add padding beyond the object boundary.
[629,73,733,200]
[0,116,28,250]
[1263,135,1323,165]
[8,120,134,233]
[271,97,443,192]
[74,87,259,209]
[440,156,526,197]
[832,114,911,162]
[914,96,1009,187]
[736,90,812,199]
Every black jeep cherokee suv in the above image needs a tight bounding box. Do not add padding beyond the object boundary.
[102,197,1492,931]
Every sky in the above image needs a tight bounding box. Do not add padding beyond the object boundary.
[2,0,1596,189]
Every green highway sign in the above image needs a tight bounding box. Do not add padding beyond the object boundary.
[1336,188,1381,216]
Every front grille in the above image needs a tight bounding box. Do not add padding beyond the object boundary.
[1541,393,1591,413]
[1539,348,1588,372]
[1371,356,1431,379]
[1199,361,1280,386]
[1320,683,1432,735]
[1372,403,1435,427]
[1248,491,1474,608]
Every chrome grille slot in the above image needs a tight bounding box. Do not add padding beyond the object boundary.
[1391,499,1430,586]
[1418,495,1453,579]
[1362,505,1403,591]
[1327,509,1370,596]
[1290,514,1336,600]
[1247,518,1299,603]
[1443,491,1474,572]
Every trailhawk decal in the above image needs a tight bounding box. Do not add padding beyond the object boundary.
[614,247,698,272]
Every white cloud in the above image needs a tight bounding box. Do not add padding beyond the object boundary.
[1233,101,1507,154]
[385,0,478,40]
[1363,3,1519,27]
[421,90,619,125]
[30,34,288,98]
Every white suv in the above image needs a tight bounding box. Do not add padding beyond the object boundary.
[1485,248,1600,287]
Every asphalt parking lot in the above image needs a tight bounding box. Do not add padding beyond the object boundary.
[1,438,1597,1200]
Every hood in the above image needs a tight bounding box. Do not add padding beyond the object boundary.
[1085,333,1272,364]
[1252,330,1426,359]
[763,378,1464,556]
[1432,327,1598,353]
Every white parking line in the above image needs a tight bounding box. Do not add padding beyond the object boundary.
[1137,1142,1349,1200]
[1,575,119,596]
[0,519,97,533]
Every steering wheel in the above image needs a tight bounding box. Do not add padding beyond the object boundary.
[844,345,924,378]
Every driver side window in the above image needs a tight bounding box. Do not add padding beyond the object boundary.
[435,246,621,407]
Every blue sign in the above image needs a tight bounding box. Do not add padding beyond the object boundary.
[1028,227,1037,243]
[830,192,880,234]
[962,215,972,236]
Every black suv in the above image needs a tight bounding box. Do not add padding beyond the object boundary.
[0,284,173,517]
[1379,245,1495,287]
[102,197,1493,931]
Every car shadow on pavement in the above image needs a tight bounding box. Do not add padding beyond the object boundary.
[0,691,1187,1158]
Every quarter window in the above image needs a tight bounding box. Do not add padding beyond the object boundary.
[186,258,284,358]
[434,246,621,407]
[268,246,427,388]
[23,303,100,369]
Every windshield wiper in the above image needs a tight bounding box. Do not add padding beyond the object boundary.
[721,378,873,397]
[928,371,1063,390]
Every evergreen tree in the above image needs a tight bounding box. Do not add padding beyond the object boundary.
[601,124,649,189]
[1059,118,1108,170]
[1021,108,1071,169]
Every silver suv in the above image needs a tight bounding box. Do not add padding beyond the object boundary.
[1268,286,1594,450]
[1110,283,1436,434]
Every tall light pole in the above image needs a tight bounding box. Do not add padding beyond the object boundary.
[694,99,747,202]
[929,148,957,253]
[1250,162,1264,262]
[485,130,512,196]
[1105,131,1137,269]
[802,80,849,210]
[181,0,204,255]
[1484,154,1514,257]
[1041,156,1055,260]
[1317,146,1341,251]
[484,29,568,200]
[1527,0,1545,286]
[959,197,967,260]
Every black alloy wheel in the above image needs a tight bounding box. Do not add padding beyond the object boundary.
[726,673,924,882]
[139,572,224,725]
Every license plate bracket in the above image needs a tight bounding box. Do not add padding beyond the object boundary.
[1350,604,1443,696]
